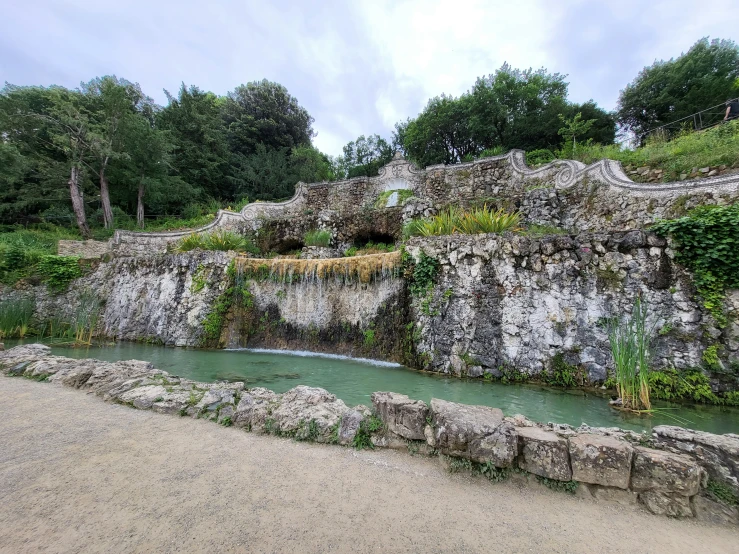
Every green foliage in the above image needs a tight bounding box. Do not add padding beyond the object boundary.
[526,149,555,166]
[403,249,440,297]
[536,475,579,494]
[303,229,331,247]
[477,461,510,483]
[447,457,474,473]
[191,264,208,293]
[652,203,739,327]
[293,419,320,442]
[363,328,376,348]
[335,134,394,179]
[557,112,596,156]
[219,416,233,427]
[702,345,721,369]
[37,255,82,292]
[0,296,34,338]
[543,353,578,388]
[648,368,720,404]
[618,38,739,139]
[608,296,654,411]
[38,290,102,345]
[352,415,384,450]
[404,206,521,238]
[176,230,259,254]
[706,480,739,506]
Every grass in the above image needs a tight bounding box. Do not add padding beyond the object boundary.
[608,296,653,411]
[344,241,395,257]
[0,296,34,338]
[175,230,259,254]
[403,205,521,238]
[37,290,102,345]
[565,120,739,181]
[352,414,384,450]
[303,229,332,247]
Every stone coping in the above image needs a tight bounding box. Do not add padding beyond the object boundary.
[1,344,737,526]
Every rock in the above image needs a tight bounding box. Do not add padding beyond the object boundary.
[0,342,4,351]
[338,410,364,446]
[119,385,168,410]
[639,491,693,517]
[517,426,572,481]
[631,447,701,496]
[196,387,236,412]
[568,434,633,489]
[371,392,428,441]
[429,398,517,466]
[590,485,638,506]
[699,167,710,173]
[270,385,348,442]
[152,389,192,415]
[0,344,51,373]
[652,426,739,497]
[692,495,739,525]
[217,405,235,424]
[233,388,280,431]
[617,230,645,251]
[540,235,574,256]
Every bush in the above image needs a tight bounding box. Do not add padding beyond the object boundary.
[37,255,82,292]
[526,149,556,166]
[404,206,521,238]
[175,230,259,254]
[304,229,331,247]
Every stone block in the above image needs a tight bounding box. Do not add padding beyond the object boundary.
[590,485,639,506]
[692,495,739,526]
[371,392,428,440]
[568,434,633,489]
[338,410,364,446]
[429,398,517,466]
[638,491,693,517]
[631,446,701,496]
[517,426,572,481]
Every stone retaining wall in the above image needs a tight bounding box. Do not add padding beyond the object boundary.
[57,239,111,258]
[2,344,737,526]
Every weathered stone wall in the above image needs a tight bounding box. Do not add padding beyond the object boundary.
[57,239,111,258]
[405,232,737,381]
[3,344,737,525]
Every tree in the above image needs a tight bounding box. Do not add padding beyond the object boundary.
[340,134,394,177]
[617,38,739,140]
[223,80,314,156]
[158,84,230,200]
[557,112,596,155]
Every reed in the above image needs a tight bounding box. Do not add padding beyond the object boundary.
[0,297,34,338]
[38,291,102,345]
[608,296,653,411]
[304,229,332,247]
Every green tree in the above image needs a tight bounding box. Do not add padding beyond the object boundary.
[340,134,394,177]
[617,38,739,140]
[557,112,596,156]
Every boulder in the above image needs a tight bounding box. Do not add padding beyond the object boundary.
[429,398,517,466]
[653,425,739,497]
[638,491,693,518]
[233,388,280,431]
[270,386,348,442]
[152,389,192,415]
[0,343,51,373]
[692,495,739,526]
[217,405,235,424]
[631,447,701,496]
[568,434,633,489]
[118,385,169,410]
[338,410,364,446]
[590,485,638,506]
[371,392,428,441]
[517,426,572,481]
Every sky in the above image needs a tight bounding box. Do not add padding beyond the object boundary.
[1,0,736,156]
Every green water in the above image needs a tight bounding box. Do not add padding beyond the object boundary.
[9,341,738,434]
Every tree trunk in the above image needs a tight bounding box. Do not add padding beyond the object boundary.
[99,157,114,229]
[69,165,91,239]
[137,178,145,229]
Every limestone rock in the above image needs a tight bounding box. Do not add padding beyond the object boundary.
[119,385,169,410]
[270,385,348,442]
[233,388,280,431]
[0,344,51,373]
[429,398,517,467]
[638,491,693,517]
[568,434,633,489]
[590,485,638,506]
[338,410,364,446]
[517,426,572,481]
[217,405,235,424]
[371,391,428,441]
[631,447,701,496]
[692,494,739,525]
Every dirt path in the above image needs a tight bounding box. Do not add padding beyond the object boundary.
[0,378,737,554]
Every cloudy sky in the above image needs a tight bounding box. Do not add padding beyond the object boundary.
[1,0,736,156]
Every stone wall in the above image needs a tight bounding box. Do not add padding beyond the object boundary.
[2,344,737,525]
[405,232,737,381]
[57,239,111,258]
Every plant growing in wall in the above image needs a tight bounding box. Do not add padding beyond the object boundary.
[304,229,331,247]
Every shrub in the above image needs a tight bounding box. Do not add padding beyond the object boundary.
[304,229,331,247]
[176,230,259,254]
[526,149,556,166]
[37,255,82,292]
[404,206,521,238]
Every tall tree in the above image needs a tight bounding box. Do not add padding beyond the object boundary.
[340,134,394,178]
[617,38,739,140]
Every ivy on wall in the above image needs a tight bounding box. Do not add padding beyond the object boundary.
[652,204,739,327]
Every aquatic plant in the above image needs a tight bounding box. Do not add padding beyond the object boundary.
[303,229,331,247]
[0,296,34,338]
[38,290,102,345]
[608,296,654,411]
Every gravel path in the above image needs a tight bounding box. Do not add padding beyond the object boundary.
[0,377,737,554]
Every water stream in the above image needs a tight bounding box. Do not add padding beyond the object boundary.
[18,341,736,435]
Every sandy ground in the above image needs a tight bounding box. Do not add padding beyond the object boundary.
[0,377,737,554]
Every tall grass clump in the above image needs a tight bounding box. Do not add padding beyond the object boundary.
[608,296,654,411]
[0,297,34,338]
[38,291,102,345]
[176,230,259,254]
[304,229,331,247]
[404,205,520,238]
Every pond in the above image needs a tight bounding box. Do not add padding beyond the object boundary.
[9,341,739,435]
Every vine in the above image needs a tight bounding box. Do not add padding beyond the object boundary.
[402,248,440,297]
[652,204,739,327]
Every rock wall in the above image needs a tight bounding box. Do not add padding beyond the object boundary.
[57,239,111,258]
[2,344,737,526]
[405,232,737,381]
